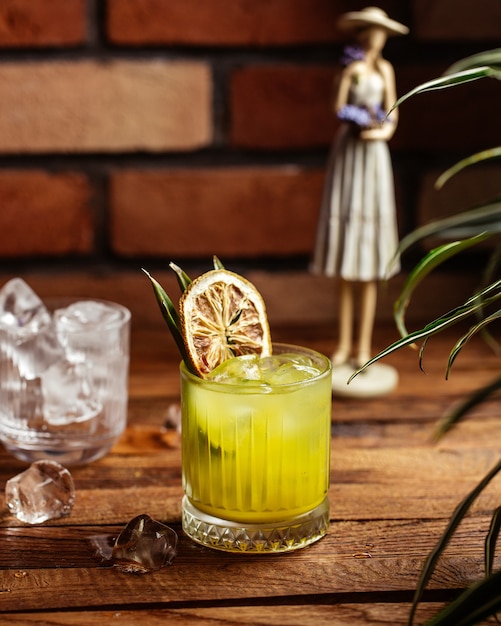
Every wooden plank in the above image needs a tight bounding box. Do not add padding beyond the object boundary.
[1,445,501,526]
[0,517,498,611]
[1,602,498,626]
[0,517,495,570]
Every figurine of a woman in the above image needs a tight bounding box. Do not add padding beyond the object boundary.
[311,7,408,384]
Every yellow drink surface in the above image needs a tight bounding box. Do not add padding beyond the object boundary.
[181,348,331,524]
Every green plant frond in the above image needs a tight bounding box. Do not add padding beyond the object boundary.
[483,245,501,292]
[142,269,196,374]
[408,459,501,626]
[486,506,501,578]
[477,246,501,356]
[169,262,192,292]
[397,201,501,257]
[389,67,499,115]
[394,234,491,337]
[423,568,501,626]
[417,336,430,371]
[350,282,501,381]
[445,48,501,74]
[446,309,501,377]
[432,374,501,441]
[213,255,225,270]
[435,147,501,190]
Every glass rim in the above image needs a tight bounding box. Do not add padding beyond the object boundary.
[0,297,131,334]
[180,342,332,392]
[49,297,131,329]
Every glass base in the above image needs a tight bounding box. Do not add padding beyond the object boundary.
[182,496,329,554]
[1,440,116,466]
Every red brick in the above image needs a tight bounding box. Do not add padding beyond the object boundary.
[0,0,86,47]
[0,61,212,154]
[110,167,325,259]
[230,65,337,149]
[0,171,93,257]
[107,0,409,47]
[413,0,501,41]
[107,0,341,47]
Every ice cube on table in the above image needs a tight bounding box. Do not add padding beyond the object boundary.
[5,460,75,524]
[0,278,64,378]
[112,514,178,574]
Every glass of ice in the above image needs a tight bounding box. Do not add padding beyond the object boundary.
[181,343,332,553]
[0,279,130,465]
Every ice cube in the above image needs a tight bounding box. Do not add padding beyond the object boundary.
[0,278,51,332]
[264,362,320,385]
[260,354,320,385]
[54,301,126,362]
[208,354,262,384]
[209,353,320,387]
[112,514,178,574]
[0,278,64,378]
[41,359,102,426]
[5,460,75,524]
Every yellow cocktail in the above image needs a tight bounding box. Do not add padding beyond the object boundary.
[181,344,332,553]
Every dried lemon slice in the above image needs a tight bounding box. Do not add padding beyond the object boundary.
[179,269,272,376]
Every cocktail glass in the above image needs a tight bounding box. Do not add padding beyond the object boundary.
[181,343,332,553]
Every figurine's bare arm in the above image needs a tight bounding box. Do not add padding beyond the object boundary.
[333,64,358,113]
[360,60,398,141]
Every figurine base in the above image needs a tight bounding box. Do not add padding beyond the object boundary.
[331,362,398,398]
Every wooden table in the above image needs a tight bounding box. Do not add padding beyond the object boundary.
[1,324,500,625]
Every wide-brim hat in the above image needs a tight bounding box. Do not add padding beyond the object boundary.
[337,6,409,36]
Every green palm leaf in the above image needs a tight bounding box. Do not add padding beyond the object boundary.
[445,48,501,74]
[485,506,501,578]
[389,67,500,115]
[350,281,501,382]
[397,202,501,257]
[435,147,501,190]
[446,310,501,377]
[394,234,492,337]
[423,569,501,626]
[408,459,501,626]
[432,374,501,441]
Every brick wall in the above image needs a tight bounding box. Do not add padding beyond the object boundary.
[0,0,499,330]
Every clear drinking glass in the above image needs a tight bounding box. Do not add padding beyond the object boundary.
[0,299,130,465]
[181,343,332,553]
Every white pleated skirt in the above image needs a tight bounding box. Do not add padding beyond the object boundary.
[311,126,400,282]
